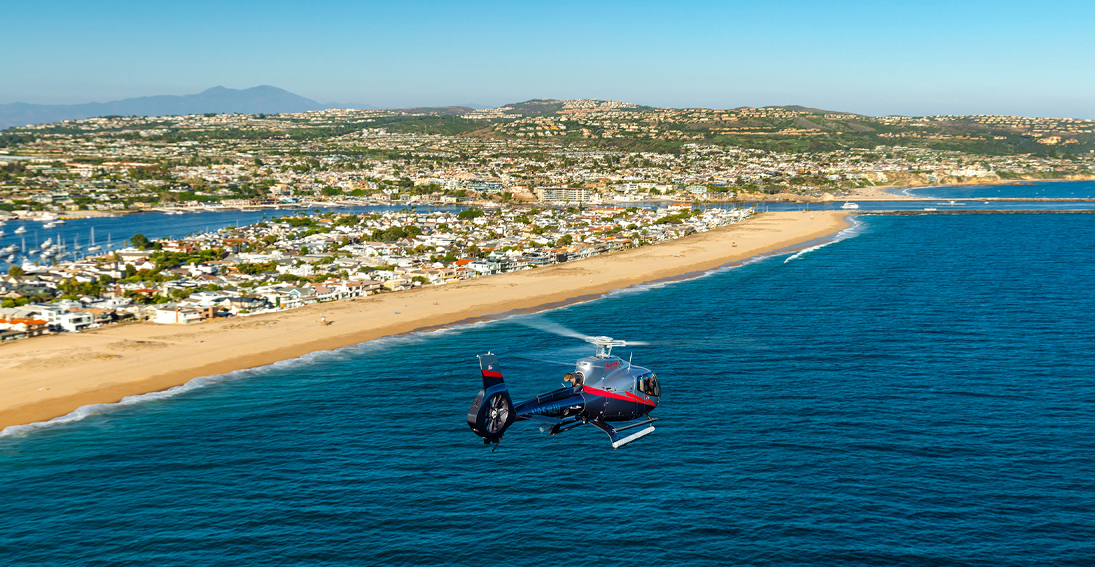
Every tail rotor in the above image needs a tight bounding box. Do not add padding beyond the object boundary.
[483,392,512,435]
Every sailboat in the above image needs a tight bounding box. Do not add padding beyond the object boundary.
[87,227,102,252]
[14,226,26,234]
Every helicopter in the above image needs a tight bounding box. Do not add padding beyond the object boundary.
[467,335,661,450]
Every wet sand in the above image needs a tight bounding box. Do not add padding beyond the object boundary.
[0,211,849,431]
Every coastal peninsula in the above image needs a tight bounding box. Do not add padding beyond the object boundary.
[0,211,848,431]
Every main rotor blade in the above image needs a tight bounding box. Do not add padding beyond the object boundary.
[513,317,594,342]
[514,316,659,349]
[509,355,575,367]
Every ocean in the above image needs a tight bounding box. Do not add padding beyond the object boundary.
[2,213,1095,565]
[895,180,1095,200]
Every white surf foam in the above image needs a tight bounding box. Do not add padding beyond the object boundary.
[1,372,229,439]
[783,216,864,263]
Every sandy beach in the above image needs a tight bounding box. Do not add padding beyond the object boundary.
[0,211,849,431]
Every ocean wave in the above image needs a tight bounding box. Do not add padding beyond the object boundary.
[784,216,864,263]
[0,372,235,439]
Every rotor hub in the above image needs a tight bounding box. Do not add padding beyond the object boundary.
[588,336,628,357]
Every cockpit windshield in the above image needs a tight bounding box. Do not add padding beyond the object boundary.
[636,373,660,397]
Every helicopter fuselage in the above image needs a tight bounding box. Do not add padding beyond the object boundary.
[513,354,660,422]
[467,350,661,449]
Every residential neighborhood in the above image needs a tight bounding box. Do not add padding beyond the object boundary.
[0,204,754,341]
[3,100,1094,342]
[2,102,1093,222]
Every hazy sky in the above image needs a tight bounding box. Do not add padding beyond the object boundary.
[3,0,1094,117]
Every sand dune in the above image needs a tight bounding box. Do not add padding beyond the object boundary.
[0,211,848,430]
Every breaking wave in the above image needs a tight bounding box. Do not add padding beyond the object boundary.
[784,216,864,263]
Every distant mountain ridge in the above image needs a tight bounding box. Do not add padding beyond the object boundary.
[0,86,380,129]
[0,86,858,130]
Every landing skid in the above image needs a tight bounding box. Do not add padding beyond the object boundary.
[590,417,657,449]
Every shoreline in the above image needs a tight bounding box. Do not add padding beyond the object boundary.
[0,211,850,433]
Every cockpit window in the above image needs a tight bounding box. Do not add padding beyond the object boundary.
[636,373,659,397]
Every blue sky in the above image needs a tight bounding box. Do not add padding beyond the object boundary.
[3,0,1094,117]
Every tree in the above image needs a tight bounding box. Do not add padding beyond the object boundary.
[7,265,24,277]
[131,233,151,249]
[125,264,138,278]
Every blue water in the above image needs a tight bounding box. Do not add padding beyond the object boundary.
[749,199,1095,213]
[3,214,1095,565]
[892,180,1095,200]
[715,181,1095,213]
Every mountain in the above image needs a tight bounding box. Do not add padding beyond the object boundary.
[0,86,356,128]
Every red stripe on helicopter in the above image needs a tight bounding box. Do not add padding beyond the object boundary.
[583,385,657,407]
[481,370,503,378]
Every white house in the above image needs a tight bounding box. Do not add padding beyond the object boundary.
[153,306,202,325]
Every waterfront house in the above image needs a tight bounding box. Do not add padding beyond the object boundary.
[152,305,203,325]
[0,316,49,338]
